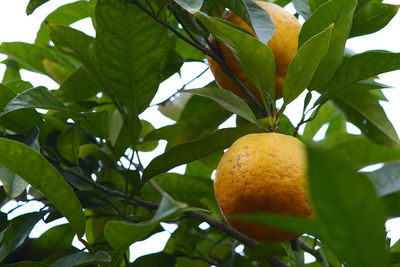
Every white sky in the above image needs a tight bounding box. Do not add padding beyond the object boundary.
[0,0,400,262]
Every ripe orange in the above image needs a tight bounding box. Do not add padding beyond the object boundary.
[207,1,301,101]
[214,133,312,242]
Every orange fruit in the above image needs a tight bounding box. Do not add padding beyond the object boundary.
[207,1,301,101]
[214,133,312,242]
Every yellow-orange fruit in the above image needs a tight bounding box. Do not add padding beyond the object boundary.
[214,133,312,242]
[207,1,301,100]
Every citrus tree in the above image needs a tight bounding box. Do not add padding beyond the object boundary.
[0,0,399,266]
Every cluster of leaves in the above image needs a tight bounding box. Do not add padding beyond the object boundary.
[0,0,399,266]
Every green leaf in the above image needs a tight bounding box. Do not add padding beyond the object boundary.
[0,127,39,198]
[242,0,275,45]
[1,86,67,116]
[41,57,71,83]
[26,223,75,261]
[281,242,304,267]
[328,51,400,96]
[308,147,388,267]
[56,123,81,165]
[132,252,176,267]
[183,87,260,126]
[1,86,110,138]
[0,212,43,262]
[0,138,85,236]
[96,0,168,112]
[333,91,400,147]
[299,0,357,90]
[336,80,390,97]
[0,42,76,74]
[350,2,399,37]
[169,102,231,147]
[141,173,219,216]
[368,162,400,197]
[35,1,90,45]
[292,0,312,19]
[4,80,34,94]
[175,0,203,13]
[207,0,275,45]
[142,122,264,182]
[283,24,333,104]
[197,12,275,100]
[0,166,28,199]
[104,221,157,251]
[46,23,95,65]
[49,251,111,267]
[151,193,189,222]
[315,133,400,169]
[105,193,200,251]
[1,60,21,84]
[158,93,192,121]
[54,67,100,102]
[26,0,49,15]
[137,120,158,152]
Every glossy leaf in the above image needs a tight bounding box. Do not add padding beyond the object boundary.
[0,138,85,236]
[26,0,49,15]
[183,87,259,125]
[142,122,263,181]
[1,86,68,116]
[333,91,400,147]
[283,24,332,104]
[197,12,275,100]
[308,148,388,267]
[328,51,400,96]
[96,0,168,111]
[316,133,400,168]
[242,0,275,45]
[0,213,43,262]
[35,1,90,45]
[207,0,275,44]
[350,2,399,37]
[49,251,111,267]
[292,0,312,19]
[299,0,357,90]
